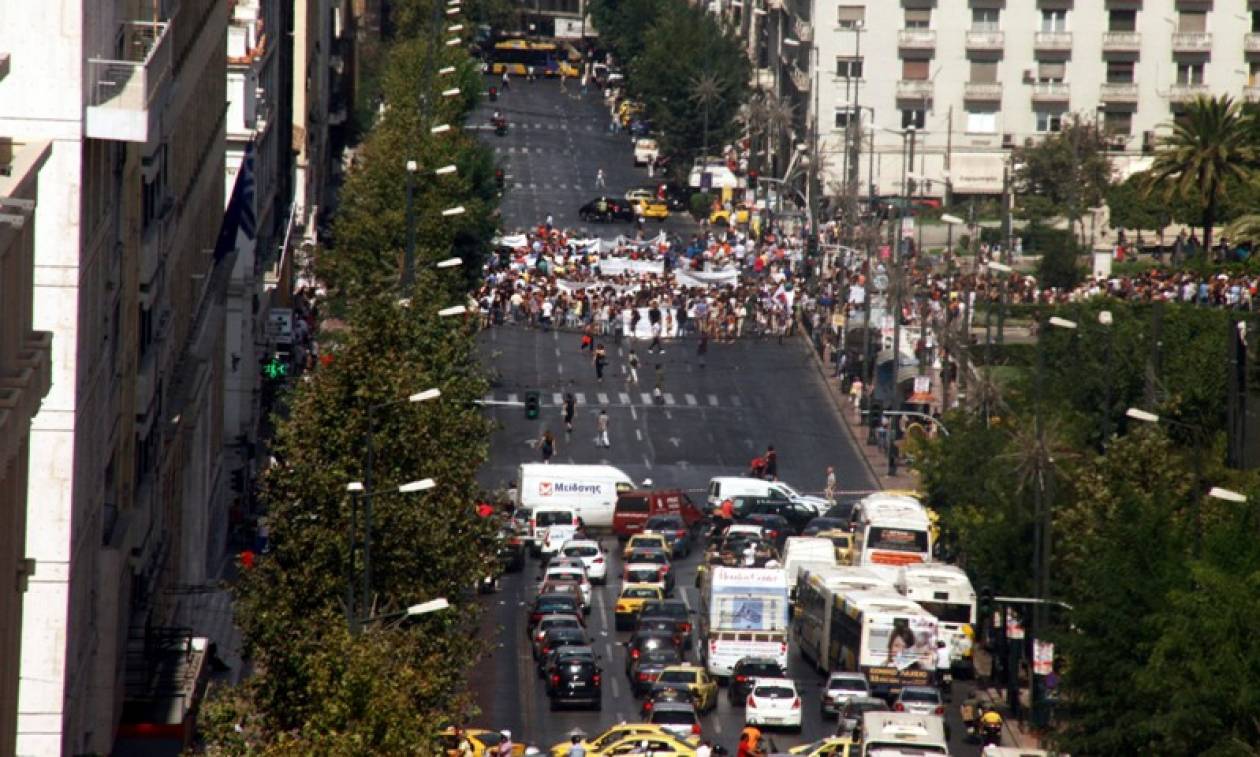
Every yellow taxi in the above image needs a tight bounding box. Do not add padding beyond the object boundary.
[549,724,698,756]
[631,197,670,221]
[788,736,856,757]
[618,100,645,126]
[816,529,854,565]
[623,533,671,561]
[441,727,527,757]
[615,583,665,630]
[709,202,751,227]
[653,664,719,713]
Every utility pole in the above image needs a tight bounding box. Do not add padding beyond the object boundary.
[889,126,915,476]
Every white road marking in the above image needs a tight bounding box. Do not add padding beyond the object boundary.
[630,404,638,420]
[635,429,643,441]
[643,454,653,469]
[731,395,742,407]
[597,392,609,404]
[554,347,561,357]
[640,392,653,405]
[713,719,723,734]
[664,411,672,420]
[708,394,720,407]
[575,393,587,405]
[685,393,698,406]
[557,363,564,374]
[619,392,631,404]
[507,393,518,403]
[663,393,676,405]
[552,393,564,405]
[611,677,621,699]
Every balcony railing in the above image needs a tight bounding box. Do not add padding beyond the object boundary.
[789,66,810,92]
[1100,82,1139,102]
[896,79,934,100]
[1031,81,1070,102]
[1168,83,1210,102]
[1245,85,1260,103]
[1171,32,1212,52]
[963,82,1003,100]
[1245,33,1260,53]
[965,30,1004,51]
[898,29,936,50]
[85,20,172,143]
[1102,31,1141,52]
[792,17,812,43]
[1033,31,1072,51]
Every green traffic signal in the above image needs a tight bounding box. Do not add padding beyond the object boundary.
[524,390,541,420]
[263,356,289,380]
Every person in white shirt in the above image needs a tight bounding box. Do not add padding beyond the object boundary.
[695,740,713,757]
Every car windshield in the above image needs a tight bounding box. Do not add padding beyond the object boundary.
[627,569,661,582]
[536,511,573,527]
[741,663,783,676]
[646,517,683,529]
[643,649,681,663]
[900,688,940,703]
[537,598,576,613]
[624,587,659,599]
[550,571,584,582]
[564,545,599,557]
[850,700,890,714]
[829,678,866,691]
[657,670,695,684]
[543,618,579,630]
[651,710,695,725]
[642,603,686,618]
[753,685,795,699]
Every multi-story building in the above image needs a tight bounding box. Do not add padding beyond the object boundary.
[760,0,1260,201]
[0,1,229,753]
[0,123,53,755]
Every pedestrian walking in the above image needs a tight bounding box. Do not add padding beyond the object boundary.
[653,363,665,404]
[560,69,568,92]
[764,445,778,480]
[647,302,663,353]
[596,410,610,448]
[697,333,708,368]
[500,70,510,90]
[580,322,594,351]
[563,393,576,434]
[824,465,837,503]
[539,430,556,463]
[593,344,608,382]
[626,349,640,384]
[595,168,606,188]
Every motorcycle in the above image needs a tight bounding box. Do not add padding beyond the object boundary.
[492,116,508,137]
[478,573,500,593]
[980,721,1003,747]
[939,671,953,703]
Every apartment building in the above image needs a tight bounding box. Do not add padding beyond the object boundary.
[0,125,53,755]
[750,0,1260,200]
[0,0,230,753]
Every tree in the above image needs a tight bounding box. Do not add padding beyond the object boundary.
[1012,115,1113,239]
[587,0,667,64]
[1145,94,1256,255]
[1105,173,1173,246]
[1027,224,1084,290]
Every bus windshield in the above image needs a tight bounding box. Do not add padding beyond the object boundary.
[916,601,973,625]
[866,527,928,553]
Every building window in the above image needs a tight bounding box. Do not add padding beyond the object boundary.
[1040,9,1067,32]
[1106,60,1135,84]
[1252,10,1260,33]
[834,107,856,129]
[1177,10,1206,33]
[970,60,998,83]
[1249,61,1260,86]
[1035,111,1064,133]
[902,108,925,129]
[837,5,865,29]
[902,59,929,80]
[1037,61,1066,83]
[966,108,997,133]
[1103,110,1133,136]
[1108,9,1136,32]
[836,56,864,79]
[904,8,931,29]
[1176,61,1205,85]
[971,7,999,31]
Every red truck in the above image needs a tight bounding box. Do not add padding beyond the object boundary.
[612,489,705,541]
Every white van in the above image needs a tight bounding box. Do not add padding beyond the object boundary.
[782,537,839,599]
[517,464,637,531]
[860,712,949,756]
[634,138,659,167]
[706,477,828,514]
[529,506,579,555]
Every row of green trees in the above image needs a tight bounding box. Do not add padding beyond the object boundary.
[199,1,501,752]
[915,301,1260,754]
[589,0,750,166]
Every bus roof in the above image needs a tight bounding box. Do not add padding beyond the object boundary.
[895,563,976,592]
[856,496,928,525]
[802,565,893,593]
[840,589,931,618]
[861,711,947,750]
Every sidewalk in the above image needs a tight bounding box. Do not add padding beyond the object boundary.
[971,648,1044,750]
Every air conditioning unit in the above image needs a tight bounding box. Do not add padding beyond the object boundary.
[1142,130,1156,153]
[1022,69,1035,84]
[1002,133,1014,148]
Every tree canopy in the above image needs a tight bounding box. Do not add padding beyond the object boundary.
[1012,116,1113,234]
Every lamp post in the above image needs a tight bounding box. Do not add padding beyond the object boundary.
[886,126,916,476]
[402,154,458,291]
[346,477,438,634]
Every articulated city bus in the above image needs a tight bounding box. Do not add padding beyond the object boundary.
[895,563,977,675]
[793,565,892,673]
[851,494,933,577]
[830,589,938,700]
[487,40,580,78]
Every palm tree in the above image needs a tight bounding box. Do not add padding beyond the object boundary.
[1144,94,1256,256]
[689,72,722,161]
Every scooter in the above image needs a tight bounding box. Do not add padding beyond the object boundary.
[980,721,1003,747]
[492,116,508,137]
[939,671,953,703]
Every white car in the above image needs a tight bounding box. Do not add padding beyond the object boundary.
[540,525,579,558]
[722,524,765,540]
[633,138,659,167]
[560,539,608,584]
[745,677,802,731]
[540,563,592,609]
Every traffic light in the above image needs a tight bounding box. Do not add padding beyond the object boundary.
[524,390,541,420]
[979,586,994,618]
[495,168,505,190]
[262,354,288,381]
[747,169,758,189]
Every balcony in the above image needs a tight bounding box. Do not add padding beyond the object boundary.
[1033,31,1072,52]
[1100,81,1139,103]
[1171,32,1212,53]
[85,20,171,143]
[1031,81,1070,103]
[963,82,1003,101]
[898,29,937,51]
[789,66,811,93]
[0,52,9,81]
[792,17,812,44]
[896,79,934,100]
[965,30,1005,52]
[1245,85,1260,103]
[753,67,776,91]
[1168,83,1210,102]
[1245,33,1260,53]
[1102,31,1141,53]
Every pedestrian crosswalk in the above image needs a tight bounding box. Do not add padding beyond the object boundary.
[483,391,747,409]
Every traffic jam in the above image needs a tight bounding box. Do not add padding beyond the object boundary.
[478,461,1011,756]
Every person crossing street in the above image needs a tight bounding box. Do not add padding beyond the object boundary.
[593,343,608,383]
[596,410,610,448]
[595,168,605,188]
[563,393,576,435]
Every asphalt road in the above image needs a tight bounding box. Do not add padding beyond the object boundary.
[468,77,984,756]
[476,75,699,235]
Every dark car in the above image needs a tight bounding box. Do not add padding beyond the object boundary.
[628,647,682,696]
[624,630,683,675]
[837,696,892,737]
[643,514,693,557]
[579,196,634,223]
[537,627,590,673]
[529,593,583,629]
[728,657,789,705]
[638,599,693,649]
[801,517,850,537]
[641,680,699,718]
[497,527,526,572]
[735,497,819,534]
[543,645,598,691]
[741,513,792,549]
[548,656,603,710]
[632,183,689,212]
[824,501,857,526]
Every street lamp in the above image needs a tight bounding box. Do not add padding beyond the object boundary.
[436,256,463,268]
[441,205,466,217]
[1208,487,1248,503]
[438,65,457,76]
[438,304,467,317]
[404,162,460,290]
[430,123,452,134]
[441,87,461,97]
[1124,405,1218,554]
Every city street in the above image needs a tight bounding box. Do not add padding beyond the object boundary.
[470,78,983,754]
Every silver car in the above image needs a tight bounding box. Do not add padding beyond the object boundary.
[893,685,945,716]
[647,700,701,739]
[821,671,870,717]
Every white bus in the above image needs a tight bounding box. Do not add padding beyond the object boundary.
[698,567,790,680]
[861,712,950,757]
[852,494,933,575]
[895,563,977,675]
[793,566,893,673]
[832,589,939,700]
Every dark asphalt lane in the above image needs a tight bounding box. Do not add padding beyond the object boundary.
[475,75,700,236]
